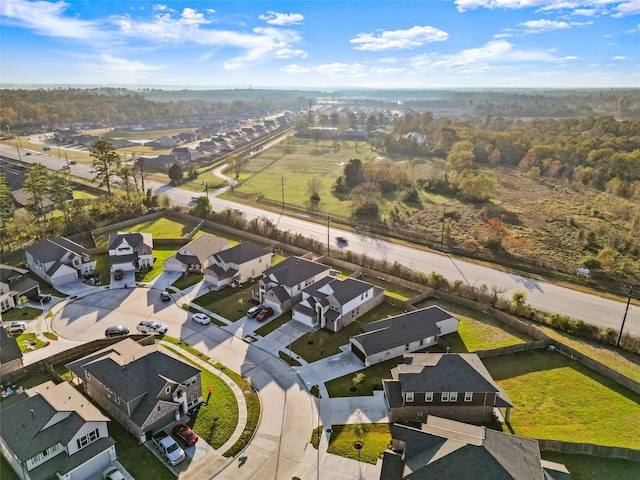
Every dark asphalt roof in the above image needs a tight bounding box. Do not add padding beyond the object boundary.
[25,236,91,263]
[0,326,23,364]
[213,242,270,265]
[262,256,330,288]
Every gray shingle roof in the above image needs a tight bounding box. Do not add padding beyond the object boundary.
[351,306,452,356]
[108,232,152,250]
[381,417,547,480]
[213,242,270,265]
[171,234,228,266]
[262,256,329,287]
[0,326,23,364]
[25,236,91,263]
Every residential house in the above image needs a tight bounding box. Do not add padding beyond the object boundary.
[204,242,272,289]
[66,339,202,442]
[292,276,384,332]
[0,264,41,312]
[382,353,513,424]
[26,237,95,287]
[381,416,570,480]
[156,135,176,148]
[0,326,23,380]
[108,232,153,277]
[349,306,459,367]
[164,234,229,274]
[253,256,332,313]
[0,380,116,480]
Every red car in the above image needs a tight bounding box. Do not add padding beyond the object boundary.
[255,307,274,322]
[172,423,198,446]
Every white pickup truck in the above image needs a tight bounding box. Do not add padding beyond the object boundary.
[152,430,185,466]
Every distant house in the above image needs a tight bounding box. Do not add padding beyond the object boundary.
[156,135,176,148]
[382,353,513,424]
[349,306,459,366]
[25,237,95,287]
[0,326,24,379]
[204,242,272,289]
[10,189,54,212]
[66,338,202,442]
[381,416,570,480]
[0,264,41,311]
[253,256,332,313]
[0,380,116,480]
[292,276,384,332]
[164,234,229,274]
[108,232,153,277]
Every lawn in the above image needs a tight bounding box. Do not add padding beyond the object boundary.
[254,311,292,337]
[484,350,640,449]
[1,306,42,321]
[138,246,178,282]
[94,216,196,247]
[541,452,640,480]
[171,273,203,290]
[326,357,404,398]
[192,280,260,321]
[292,302,406,363]
[323,423,391,464]
[14,333,47,353]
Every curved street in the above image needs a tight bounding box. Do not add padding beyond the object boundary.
[29,278,382,479]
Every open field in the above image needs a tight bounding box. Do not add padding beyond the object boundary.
[484,350,640,449]
[93,216,196,247]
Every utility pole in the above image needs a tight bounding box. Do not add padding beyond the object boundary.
[617,286,633,347]
[327,216,330,256]
[440,203,446,250]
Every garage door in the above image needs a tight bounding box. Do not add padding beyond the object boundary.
[351,343,366,363]
[52,272,78,287]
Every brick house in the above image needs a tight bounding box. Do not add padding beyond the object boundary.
[204,242,272,289]
[382,353,513,424]
[66,339,202,442]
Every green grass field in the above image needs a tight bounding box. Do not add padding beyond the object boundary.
[484,350,640,449]
[324,423,391,464]
[94,217,196,247]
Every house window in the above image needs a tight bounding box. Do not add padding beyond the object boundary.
[76,428,100,449]
[425,392,433,402]
[464,392,473,402]
[450,392,458,402]
[441,392,449,402]
[165,386,171,394]
[114,394,120,404]
[406,392,414,402]
[405,343,410,351]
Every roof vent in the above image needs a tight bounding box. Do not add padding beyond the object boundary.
[30,409,34,418]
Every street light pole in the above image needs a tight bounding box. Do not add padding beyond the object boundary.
[617,286,633,347]
[327,216,330,257]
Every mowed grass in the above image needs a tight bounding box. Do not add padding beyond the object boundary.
[484,350,640,449]
[325,423,391,464]
[541,452,640,480]
[192,280,260,321]
[94,217,196,247]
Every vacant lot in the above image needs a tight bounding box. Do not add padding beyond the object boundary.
[484,350,640,449]
[94,216,196,247]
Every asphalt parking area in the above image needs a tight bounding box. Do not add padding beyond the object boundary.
[52,287,191,341]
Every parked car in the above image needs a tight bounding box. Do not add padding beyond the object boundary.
[336,236,348,245]
[69,160,77,165]
[6,321,27,334]
[192,313,211,325]
[38,293,52,303]
[137,321,168,335]
[172,423,199,446]
[160,291,171,302]
[233,207,243,214]
[103,465,126,480]
[246,304,264,318]
[105,326,129,337]
[255,307,274,322]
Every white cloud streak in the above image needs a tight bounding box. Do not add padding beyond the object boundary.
[259,11,304,26]
[350,25,449,51]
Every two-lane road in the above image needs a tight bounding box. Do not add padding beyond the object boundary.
[2,144,637,336]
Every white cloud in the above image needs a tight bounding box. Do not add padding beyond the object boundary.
[0,0,107,41]
[350,25,448,51]
[613,55,630,60]
[80,54,163,82]
[312,63,367,76]
[274,47,308,59]
[259,11,304,26]
[455,0,639,17]
[281,64,311,74]
[180,8,209,26]
[520,19,570,32]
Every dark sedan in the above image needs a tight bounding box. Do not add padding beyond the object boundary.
[172,423,199,446]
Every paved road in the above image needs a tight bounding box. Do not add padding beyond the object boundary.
[2,144,638,336]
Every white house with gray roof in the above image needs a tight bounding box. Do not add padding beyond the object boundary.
[108,231,153,277]
[204,242,272,289]
[0,380,116,480]
[292,276,384,332]
[25,237,95,287]
[381,416,570,480]
[164,233,229,274]
[349,306,459,367]
[253,256,332,313]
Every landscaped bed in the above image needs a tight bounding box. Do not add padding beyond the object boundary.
[484,349,640,450]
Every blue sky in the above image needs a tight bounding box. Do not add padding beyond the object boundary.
[1,0,638,88]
